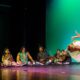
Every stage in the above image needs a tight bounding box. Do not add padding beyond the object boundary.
[0,64,80,80]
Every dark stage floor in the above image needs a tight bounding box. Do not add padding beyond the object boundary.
[0,64,80,80]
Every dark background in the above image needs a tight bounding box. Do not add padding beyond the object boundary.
[0,0,45,61]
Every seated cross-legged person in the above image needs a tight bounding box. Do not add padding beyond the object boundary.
[36,46,50,65]
[17,47,35,66]
[2,48,16,66]
[61,50,71,64]
[53,49,63,64]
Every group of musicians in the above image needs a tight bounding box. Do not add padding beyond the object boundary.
[0,46,71,67]
[1,31,80,67]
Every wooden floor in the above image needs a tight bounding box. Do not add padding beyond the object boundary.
[0,64,80,80]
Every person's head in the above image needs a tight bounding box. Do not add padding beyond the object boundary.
[39,46,44,52]
[56,49,60,54]
[4,48,10,54]
[62,50,67,55]
[20,47,26,53]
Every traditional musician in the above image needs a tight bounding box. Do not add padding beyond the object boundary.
[2,48,13,66]
[53,49,63,64]
[61,50,71,64]
[37,46,49,64]
[16,47,35,65]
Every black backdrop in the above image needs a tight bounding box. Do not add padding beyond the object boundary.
[0,0,45,61]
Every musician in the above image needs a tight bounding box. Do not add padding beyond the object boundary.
[16,47,35,65]
[54,49,63,64]
[61,50,71,64]
[2,48,14,66]
[37,46,49,64]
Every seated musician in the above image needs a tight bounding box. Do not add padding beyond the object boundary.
[16,47,35,65]
[37,46,49,65]
[2,48,14,66]
[61,50,71,64]
[53,49,63,64]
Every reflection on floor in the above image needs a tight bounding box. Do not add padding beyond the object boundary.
[0,64,80,80]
